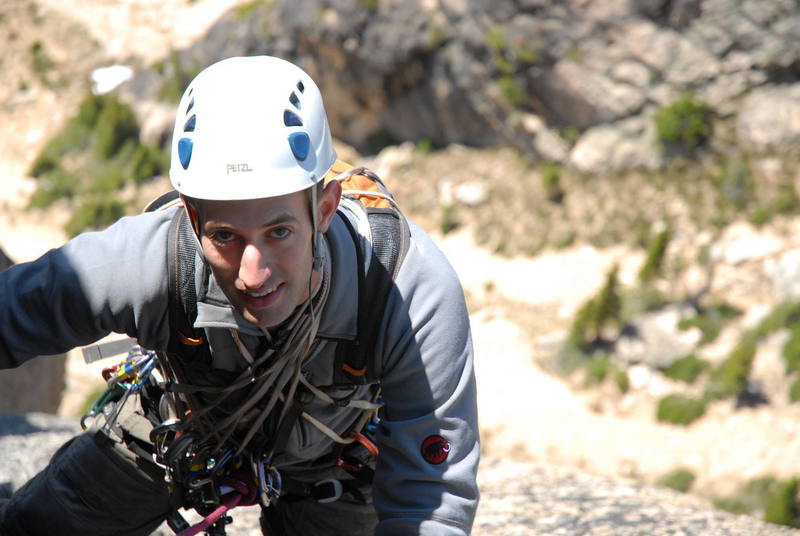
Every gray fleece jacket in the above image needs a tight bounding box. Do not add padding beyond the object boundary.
[0,204,479,535]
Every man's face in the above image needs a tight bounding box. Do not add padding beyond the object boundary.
[197,183,339,328]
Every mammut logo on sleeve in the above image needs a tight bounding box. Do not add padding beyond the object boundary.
[226,163,254,175]
[421,435,450,465]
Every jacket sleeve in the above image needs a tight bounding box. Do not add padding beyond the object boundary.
[0,209,174,369]
[372,221,480,536]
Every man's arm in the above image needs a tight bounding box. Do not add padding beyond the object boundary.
[0,209,174,369]
[372,221,480,536]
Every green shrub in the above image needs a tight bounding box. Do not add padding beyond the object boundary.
[157,51,200,103]
[750,203,771,227]
[30,41,54,76]
[661,354,710,383]
[487,24,506,52]
[774,185,800,215]
[790,377,800,402]
[584,354,612,386]
[541,163,564,203]
[764,478,800,527]
[654,93,712,151]
[93,96,139,159]
[567,266,621,348]
[129,144,167,184]
[657,468,696,493]
[715,476,781,515]
[620,284,668,320]
[656,394,707,425]
[755,301,800,339]
[783,323,800,374]
[638,226,671,283]
[358,0,379,10]
[27,167,80,208]
[426,22,446,49]
[706,333,757,399]
[553,229,576,250]
[515,46,540,64]
[615,369,630,393]
[29,119,93,177]
[439,204,460,235]
[677,303,741,345]
[559,126,581,146]
[65,198,127,237]
[497,75,526,108]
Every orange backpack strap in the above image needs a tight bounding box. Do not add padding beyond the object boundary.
[326,161,410,385]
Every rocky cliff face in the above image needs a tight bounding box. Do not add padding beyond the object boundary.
[125,0,800,169]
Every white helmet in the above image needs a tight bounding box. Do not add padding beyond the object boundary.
[169,56,337,200]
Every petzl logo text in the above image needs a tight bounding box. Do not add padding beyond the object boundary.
[227,163,254,175]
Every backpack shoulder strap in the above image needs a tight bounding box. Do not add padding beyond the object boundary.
[328,164,411,385]
[145,191,204,352]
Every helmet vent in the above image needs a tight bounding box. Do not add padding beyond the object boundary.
[288,132,310,161]
[183,115,196,132]
[178,138,194,169]
[289,92,300,108]
[296,80,304,93]
[284,109,303,127]
[186,97,195,114]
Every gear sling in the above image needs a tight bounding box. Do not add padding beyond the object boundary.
[132,161,410,534]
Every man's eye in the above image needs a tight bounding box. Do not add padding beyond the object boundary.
[211,230,236,244]
[271,227,290,239]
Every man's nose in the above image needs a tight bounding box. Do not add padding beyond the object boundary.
[239,242,271,288]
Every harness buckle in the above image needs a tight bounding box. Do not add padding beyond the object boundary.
[335,431,379,472]
[313,479,343,503]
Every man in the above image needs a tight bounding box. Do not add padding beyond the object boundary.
[0,56,479,535]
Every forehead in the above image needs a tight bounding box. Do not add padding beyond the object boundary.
[201,189,309,227]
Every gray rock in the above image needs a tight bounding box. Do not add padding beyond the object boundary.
[2,415,794,535]
[531,60,648,128]
[569,115,663,174]
[120,0,800,165]
[736,84,800,154]
[614,304,701,368]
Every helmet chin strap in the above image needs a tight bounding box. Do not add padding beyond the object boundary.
[310,175,323,272]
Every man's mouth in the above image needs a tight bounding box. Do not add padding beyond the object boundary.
[243,285,278,298]
[241,283,284,309]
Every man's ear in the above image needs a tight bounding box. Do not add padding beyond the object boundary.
[179,193,203,236]
[317,180,342,233]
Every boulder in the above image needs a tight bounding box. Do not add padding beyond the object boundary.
[736,84,800,155]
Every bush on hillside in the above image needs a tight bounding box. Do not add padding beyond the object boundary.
[677,302,741,346]
[541,163,564,203]
[661,354,710,384]
[715,476,800,528]
[783,323,800,374]
[65,198,127,238]
[764,478,800,527]
[657,468,696,493]
[656,394,706,425]
[567,265,622,349]
[93,96,139,159]
[638,226,671,283]
[789,377,800,403]
[654,93,712,151]
[705,333,756,400]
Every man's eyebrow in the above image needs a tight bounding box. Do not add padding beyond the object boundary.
[204,212,300,229]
